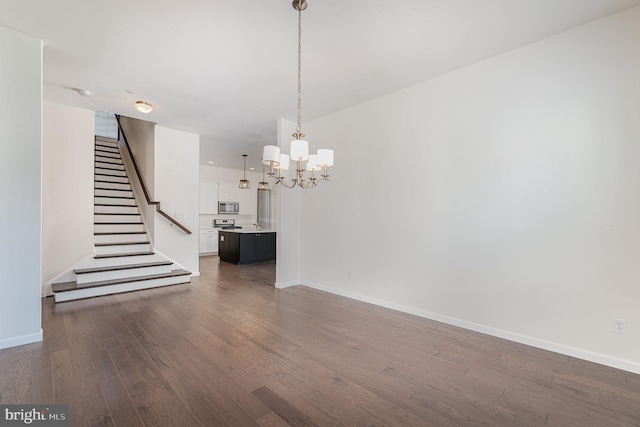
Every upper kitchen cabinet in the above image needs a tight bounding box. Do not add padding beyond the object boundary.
[218,182,237,202]
[199,180,218,214]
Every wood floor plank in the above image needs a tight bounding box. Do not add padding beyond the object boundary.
[252,386,318,427]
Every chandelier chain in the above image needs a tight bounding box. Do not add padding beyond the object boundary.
[296,1,302,135]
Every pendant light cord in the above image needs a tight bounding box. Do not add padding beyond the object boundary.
[296,1,303,136]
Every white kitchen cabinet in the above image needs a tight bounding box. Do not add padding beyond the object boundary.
[218,182,237,203]
[199,181,218,214]
[199,229,219,255]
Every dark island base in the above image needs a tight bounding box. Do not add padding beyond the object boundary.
[219,231,276,265]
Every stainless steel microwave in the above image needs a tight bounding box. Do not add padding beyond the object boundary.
[218,201,239,214]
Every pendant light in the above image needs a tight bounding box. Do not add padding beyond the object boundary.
[258,163,270,191]
[239,154,250,189]
[262,0,334,189]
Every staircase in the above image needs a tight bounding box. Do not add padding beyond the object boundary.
[51,136,191,302]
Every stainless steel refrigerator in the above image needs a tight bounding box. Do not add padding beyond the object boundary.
[257,188,270,229]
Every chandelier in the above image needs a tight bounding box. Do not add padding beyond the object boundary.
[262,0,334,189]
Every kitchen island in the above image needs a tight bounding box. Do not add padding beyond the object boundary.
[218,229,276,265]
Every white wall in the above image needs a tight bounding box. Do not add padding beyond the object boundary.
[299,7,640,373]
[118,116,156,237]
[154,126,200,275]
[0,26,43,349]
[42,102,95,294]
[275,119,301,288]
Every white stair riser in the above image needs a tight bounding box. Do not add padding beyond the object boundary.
[94,197,136,206]
[95,162,125,172]
[94,233,147,244]
[95,160,123,169]
[89,254,163,268]
[95,175,129,184]
[95,243,151,254]
[76,265,173,284]
[94,214,141,223]
[93,152,122,162]
[95,145,119,152]
[95,223,144,233]
[95,168,126,177]
[95,145,120,156]
[94,141,120,152]
[94,205,138,214]
[54,275,190,303]
[95,146,120,154]
[95,189,134,198]
[94,182,131,191]
[94,136,118,145]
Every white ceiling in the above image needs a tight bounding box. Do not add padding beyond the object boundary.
[2,0,639,171]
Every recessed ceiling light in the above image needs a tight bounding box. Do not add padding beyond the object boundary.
[249,167,255,171]
[77,89,92,97]
[207,161,214,164]
[134,100,153,113]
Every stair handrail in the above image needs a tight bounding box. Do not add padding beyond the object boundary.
[115,115,192,235]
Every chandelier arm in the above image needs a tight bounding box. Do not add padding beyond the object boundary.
[277,177,297,189]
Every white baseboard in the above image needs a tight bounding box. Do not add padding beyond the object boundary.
[191,271,200,277]
[300,281,640,375]
[276,280,299,289]
[0,329,43,350]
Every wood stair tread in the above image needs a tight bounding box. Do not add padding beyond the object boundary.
[93,222,142,225]
[95,166,125,172]
[74,261,172,275]
[95,241,150,246]
[94,180,130,185]
[94,231,146,236]
[94,213,139,216]
[94,195,135,199]
[52,269,191,293]
[94,187,132,192]
[95,159,123,165]
[94,204,137,208]
[95,172,127,178]
[94,251,155,259]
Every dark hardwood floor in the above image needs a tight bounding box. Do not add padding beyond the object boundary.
[1,256,639,426]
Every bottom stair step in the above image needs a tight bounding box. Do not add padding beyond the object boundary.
[52,269,192,303]
[94,251,155,259]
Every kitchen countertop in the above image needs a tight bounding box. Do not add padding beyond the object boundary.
[218,228,276,234]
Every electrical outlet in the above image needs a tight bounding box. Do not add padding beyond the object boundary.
[613,319,627,334]
[347,272,352,280]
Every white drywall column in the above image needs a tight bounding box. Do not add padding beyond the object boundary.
[154,126,199,275]
[299,7,640,373]
[42,102,95,295]
[0,26,43,348]
[275,118,301,288]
